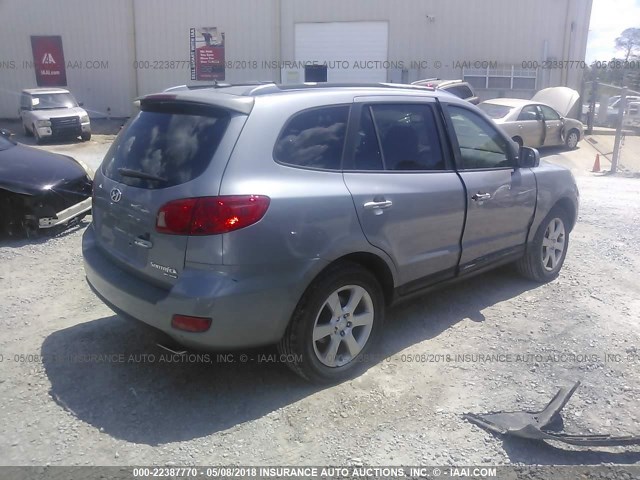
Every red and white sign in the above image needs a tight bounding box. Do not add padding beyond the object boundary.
[190,28,225,81]
[30,36,67,87]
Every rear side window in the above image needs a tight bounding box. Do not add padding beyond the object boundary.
[274,106,349,170]
[102,103,230,189]
[370,104,445,171]
[518,105,540,121]
[478,103,513,119]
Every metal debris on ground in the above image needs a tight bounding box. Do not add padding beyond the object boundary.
[464,381,640,447]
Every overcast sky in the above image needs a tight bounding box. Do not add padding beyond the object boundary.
[586,0,640,62]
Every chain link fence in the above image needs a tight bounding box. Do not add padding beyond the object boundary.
[583,81,640,175]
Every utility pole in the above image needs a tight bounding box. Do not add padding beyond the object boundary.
[611,86,627,174]
[587,79,598,135]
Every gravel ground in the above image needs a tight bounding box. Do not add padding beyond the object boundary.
[0,141,639,469]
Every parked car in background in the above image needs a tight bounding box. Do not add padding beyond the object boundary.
[83,83,579,383]
[623,101,640,131]
[19,88,91,144]
[606,95,640,127]
[479,87,584,149]
[0,128,93,237]
[411,79,479,104]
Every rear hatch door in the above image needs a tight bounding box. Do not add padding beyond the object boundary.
[92,98,247,287]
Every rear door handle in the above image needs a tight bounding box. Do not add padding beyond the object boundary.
[134,237,153,249]
[364,200,393,210]
[472,192,491,202]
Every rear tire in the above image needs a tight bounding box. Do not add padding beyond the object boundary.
[278,262,385,383]
[517,207,570,282]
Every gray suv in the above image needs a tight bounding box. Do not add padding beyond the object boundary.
[83,83,579,383]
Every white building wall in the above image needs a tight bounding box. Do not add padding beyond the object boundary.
[0,0,592,118]
[132,0,280,96]
[0,0,136,118]
[280,0,592,95]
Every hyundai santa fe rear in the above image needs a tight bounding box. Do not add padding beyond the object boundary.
[83,83,579,383]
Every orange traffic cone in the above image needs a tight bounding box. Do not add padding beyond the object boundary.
[591,154,601,172]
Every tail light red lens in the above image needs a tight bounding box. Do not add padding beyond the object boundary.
[156,195,270,235]
[171,315,212,333]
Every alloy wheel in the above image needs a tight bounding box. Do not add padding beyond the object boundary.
[541,218,566,271]
[312,285,374,367]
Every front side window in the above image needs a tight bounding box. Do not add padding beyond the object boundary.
[20,95,31,110]
[539,105,561,121]
[448,105,512,169]
[274,106,349,170]
[369,104,445,171]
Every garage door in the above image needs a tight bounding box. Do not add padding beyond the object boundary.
[293,21,389,83]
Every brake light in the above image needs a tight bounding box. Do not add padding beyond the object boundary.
[171,315,212,333]
[156,195,270,235]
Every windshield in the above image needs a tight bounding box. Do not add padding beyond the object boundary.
[0,135,15,151]
[31,93,78,110]
[478,103,513,119]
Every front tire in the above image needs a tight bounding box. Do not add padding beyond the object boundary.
[81,132,91,142]
[278,262,385,383]
[565,129,579,150]
[517,208,570,282]
[33,125,44,145]
[24,123,33,137]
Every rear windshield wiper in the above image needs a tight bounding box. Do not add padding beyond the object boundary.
[117,168,167,183]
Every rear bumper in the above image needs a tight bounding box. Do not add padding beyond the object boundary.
[82,225,324,350]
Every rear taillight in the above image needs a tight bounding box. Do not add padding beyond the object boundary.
[156,195,270,235]
[171,315,212,333]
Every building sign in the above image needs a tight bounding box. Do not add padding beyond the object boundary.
[30,36,67,87]
[190,27,225,81]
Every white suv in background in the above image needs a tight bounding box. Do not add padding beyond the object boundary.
[19,88,91,144]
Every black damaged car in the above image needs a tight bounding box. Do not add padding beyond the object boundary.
[0,129,92,237]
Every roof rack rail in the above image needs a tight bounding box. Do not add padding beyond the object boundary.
[247,82,436,95]
[164,81,275,92]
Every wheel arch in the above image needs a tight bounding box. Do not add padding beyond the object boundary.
[552,196,577,232]
[307,252,396,307]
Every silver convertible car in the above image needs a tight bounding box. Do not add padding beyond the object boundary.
[479,87,585,150]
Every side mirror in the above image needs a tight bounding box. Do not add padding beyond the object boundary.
[78,102,84,107]
[517,146,540,168]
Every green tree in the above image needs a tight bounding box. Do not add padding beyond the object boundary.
[615,28,640,62]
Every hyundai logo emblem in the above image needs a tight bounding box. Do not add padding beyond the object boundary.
[110,188,122,203]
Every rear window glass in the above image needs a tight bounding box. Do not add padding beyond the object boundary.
[102,103,230,189]
[274,105,349,170]
[478,103,513,119]
[445,85,473,99]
